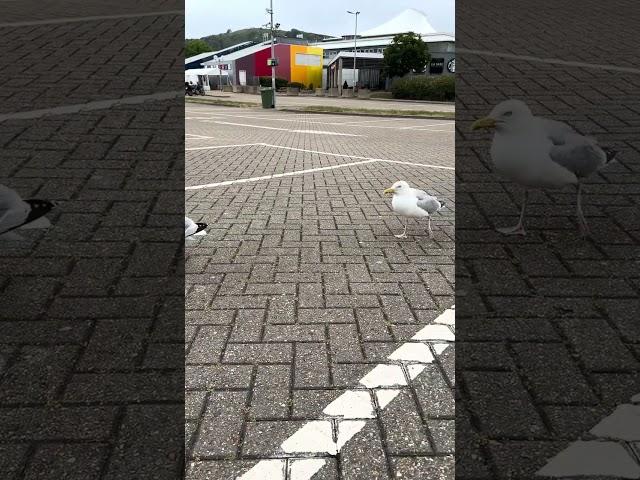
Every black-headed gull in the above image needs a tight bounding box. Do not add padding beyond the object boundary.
[185,217,207,238]
[472,99,617,236]
[384,180,445,238]
[0,184,56,240]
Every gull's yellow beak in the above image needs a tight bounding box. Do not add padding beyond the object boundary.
[471,117,497,131]
[383,188,395,195]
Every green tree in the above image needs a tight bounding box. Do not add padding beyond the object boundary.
[382,32,430,78]
[185,39,211,58]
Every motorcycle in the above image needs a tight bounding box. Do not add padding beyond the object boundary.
[185,83,205,96]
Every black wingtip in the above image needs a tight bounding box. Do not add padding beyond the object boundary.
[602,147,618,163]
[24,199,56,224]
[195,223,207,233]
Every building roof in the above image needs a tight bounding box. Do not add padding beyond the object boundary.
[185,68,229,76]
[185,41,254,65]
[327,51,384,67]
[201,41,272,65]
[359,8,437,37]
[314,33,454,51]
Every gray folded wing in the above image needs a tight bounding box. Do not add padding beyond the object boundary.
[0,185,29,233]
[411,188,442,214]
[537,118,607,178]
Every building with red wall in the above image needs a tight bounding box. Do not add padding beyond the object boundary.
[202,41,323,88]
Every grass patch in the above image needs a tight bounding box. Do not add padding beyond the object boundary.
[283,105,454,119]
[369,91,394,99]
[185,97,258,108]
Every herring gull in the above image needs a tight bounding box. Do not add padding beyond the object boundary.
[471,99,617,236]
[383,181,445,238]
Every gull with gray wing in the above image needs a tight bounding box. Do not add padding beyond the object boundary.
[472,99,617,236]
[384,180,445,238]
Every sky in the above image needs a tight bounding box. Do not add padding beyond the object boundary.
[186,0,454,39]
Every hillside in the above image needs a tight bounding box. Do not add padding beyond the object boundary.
[188,27,331,51]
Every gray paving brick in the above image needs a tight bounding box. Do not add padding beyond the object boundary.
[192,391,248,458]
[381,389,433,454]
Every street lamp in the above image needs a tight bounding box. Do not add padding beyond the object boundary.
[347,10,360,89]
[266,1,276,107]
[215,55,224,91]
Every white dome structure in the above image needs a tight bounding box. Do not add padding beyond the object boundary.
[359,8,437,37]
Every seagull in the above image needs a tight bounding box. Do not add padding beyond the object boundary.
[185,217,207,238]
[383,181,445,238]
[0,184,56,240]
[471,99,617,237]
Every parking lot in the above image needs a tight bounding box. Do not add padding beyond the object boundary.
[185,103,455,480]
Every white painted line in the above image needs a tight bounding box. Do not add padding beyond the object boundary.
[212,121,362,136]
[188,112,452,131]
[0,10,184,28]
[380,158,455,170]
[412,324,456,342]
[323,391,375,419]
[186,143,263,151]
[185,133,213,139]
[0,91,182,122]
[238,459,285,480]
[458,48,640,75]
[290,459,329,480]
[185,159,379,190]
[400,128,453,133]
[400,123,455,130]
[259,144,455,171]
[236,306,455,480]
[375,389,401,409]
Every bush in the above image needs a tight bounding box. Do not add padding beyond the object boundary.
[258,76,288,89]
[391,75,455,101]
[308,83,314,90]
[288,82,305,89]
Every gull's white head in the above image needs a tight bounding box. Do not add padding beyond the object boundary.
[471,99,533,133]
[384,180,411,196]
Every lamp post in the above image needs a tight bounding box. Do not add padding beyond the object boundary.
[347,10,360,89]
[218,56,224,91]
[266,1,276,108]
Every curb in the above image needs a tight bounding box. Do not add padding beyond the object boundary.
[279,108,454,120]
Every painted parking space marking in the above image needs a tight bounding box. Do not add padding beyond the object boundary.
[185,159,379,190]
[211,121,363,137]
[187,112,452,130]
[258,144,456,170]
[234,306,455,480]
[186,143,263,151]
[185,143,454,189]
[185,142,454,173]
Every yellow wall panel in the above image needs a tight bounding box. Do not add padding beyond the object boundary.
[290,45,323,88]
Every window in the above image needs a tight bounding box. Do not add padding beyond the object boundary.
[295,53,322,66]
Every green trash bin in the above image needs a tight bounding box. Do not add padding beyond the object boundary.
[260,87,274,108]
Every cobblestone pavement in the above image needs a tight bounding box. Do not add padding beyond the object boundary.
[457,1,640,478]
[202,92,456,112]
[0,5,184,479]
[185,105,455,479]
